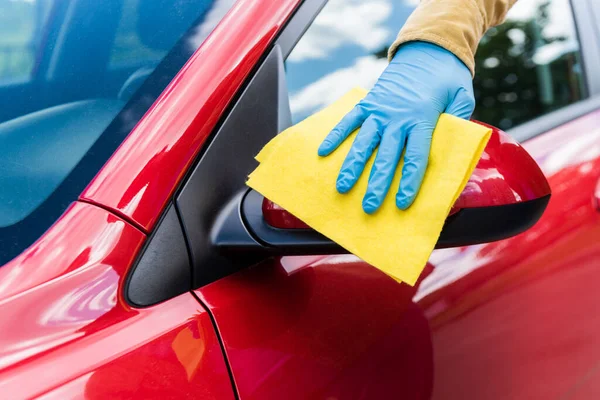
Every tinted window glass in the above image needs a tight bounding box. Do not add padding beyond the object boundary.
[285,0,585,131]
[0,0,236,264]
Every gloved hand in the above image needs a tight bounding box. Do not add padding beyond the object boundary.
[318,41,475,214]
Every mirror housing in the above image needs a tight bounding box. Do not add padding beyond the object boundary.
[212,123,551,255]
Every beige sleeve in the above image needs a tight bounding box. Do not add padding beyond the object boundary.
[388,0,518,75]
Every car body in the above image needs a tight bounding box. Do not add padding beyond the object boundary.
[0,0,598,399]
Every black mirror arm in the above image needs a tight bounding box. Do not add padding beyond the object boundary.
[211,189,346,256]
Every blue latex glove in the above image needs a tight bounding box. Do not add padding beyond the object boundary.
[318,42,475,214]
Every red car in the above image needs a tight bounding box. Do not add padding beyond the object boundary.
[0,0,598,399]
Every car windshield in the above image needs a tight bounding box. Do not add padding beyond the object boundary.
[0,0,236,263]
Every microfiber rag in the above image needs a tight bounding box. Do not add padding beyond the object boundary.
[247,88,491,285]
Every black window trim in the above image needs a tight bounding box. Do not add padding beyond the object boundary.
[276,0,328,59]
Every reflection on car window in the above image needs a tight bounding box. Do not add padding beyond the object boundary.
[286,0,416,123]
[474,0,585,130]
[0,0,236,264]
[285,0,585,131]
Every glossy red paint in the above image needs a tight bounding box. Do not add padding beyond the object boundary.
[414,110,600,399]
[0,202,143,301]
[594,177,600,210]
[80,0,303,232]
[0,203,234,400]
[453,121,551,208]
[196,258,435,400]
[262,123,550,229]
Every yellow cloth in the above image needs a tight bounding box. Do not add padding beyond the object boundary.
[389,0,518,75]
[247,88,491,285]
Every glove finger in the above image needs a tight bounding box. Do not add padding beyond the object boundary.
[362,124,407,214]
[395,121,435,210]
[318,105,366,156]
[445,87,476,120]
[336,116,380,193]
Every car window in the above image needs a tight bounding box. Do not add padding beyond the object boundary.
[0,0,237,264]
[0,0,54,83]
[285,0,586,131]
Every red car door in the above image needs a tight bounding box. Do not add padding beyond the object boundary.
[417,1,600,394]
[419,108,600,399]
[189,0,600,398]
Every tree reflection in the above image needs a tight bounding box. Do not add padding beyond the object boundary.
[472,0,584,130]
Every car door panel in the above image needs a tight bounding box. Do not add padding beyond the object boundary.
[195,257,435,400]
[417,110,600,399]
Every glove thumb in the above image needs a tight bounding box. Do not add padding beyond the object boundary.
[445,87,476,120]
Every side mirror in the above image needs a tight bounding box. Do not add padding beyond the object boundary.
[212,123,551,255]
